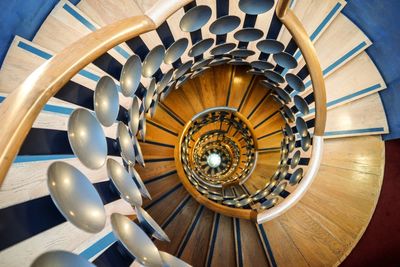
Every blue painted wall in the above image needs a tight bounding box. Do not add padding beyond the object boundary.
[343,0,400,140]
[0,0,80,66]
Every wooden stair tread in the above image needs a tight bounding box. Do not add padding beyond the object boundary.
[179,207,214,267]
[135,160,176,180]
[154,198,200,255]
[208,214,236,267]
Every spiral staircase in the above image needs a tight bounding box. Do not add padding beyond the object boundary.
[0,0,389,266]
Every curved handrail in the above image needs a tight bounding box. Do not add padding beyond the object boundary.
[0,0,327,223]
[257,0,327,223]
[0,0,192,185]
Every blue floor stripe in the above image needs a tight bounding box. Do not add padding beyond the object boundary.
[324,127,385,136]
[322,41,368,76]
[292,41,369,93]
[14,155,76,163]
[0,96,74,116]
[17,41,51,59]
[308,83,383,113]
[206,213,220,267]
[235,218,243,267]
[80,232,117,260]
[62,3,130,59]
[285,2,343,74]
[177,205,205,257]
[63,3,96,31]
[17,41,101,81]
[257,224,277,267]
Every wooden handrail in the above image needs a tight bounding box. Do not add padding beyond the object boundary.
[0,0,327,224]
[0,16,154,184]
[257,0,327,223]
[276,0,327,135]
[0,0,193,185]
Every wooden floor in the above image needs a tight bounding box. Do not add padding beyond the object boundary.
[260,136,385,267]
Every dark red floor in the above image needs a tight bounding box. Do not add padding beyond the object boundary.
[341,139,400,267]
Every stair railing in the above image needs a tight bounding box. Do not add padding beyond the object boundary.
[0,0,326,223]
[256,0,327,223]
[0,0,192,184]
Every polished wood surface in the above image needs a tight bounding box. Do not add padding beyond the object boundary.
[143,173,181,207]
[180,207,214,266]
[261,136,385,266]
[209,214,236,267]
[147,187,188,226]
[240,220,270,267]
[145,122,178,145]
[135,160,176,180]
[78,0,144,25]
[140,141,175,159]
[155,198,200,254]
[245,152,280,194]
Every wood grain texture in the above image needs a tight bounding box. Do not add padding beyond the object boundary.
[180,207,214,267]
[209,215,236,267]
[261,219,309,267]
[147,187,188,226]
[148,107,185,133]
[239,220,271,267]
[260,136,385,266]
[227,66,254,108]
[304,51,386,112]
[145,122,178,145]
[240,81,270,118]
[324,93,389,137]
[143,173,181,207]
[78,0,144,26]
[245,152,281,193]
[135,160,176,180]
[140,141,175,160]
[154,198,200,254]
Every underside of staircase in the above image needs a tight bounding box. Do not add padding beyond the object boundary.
[0,0,390,266]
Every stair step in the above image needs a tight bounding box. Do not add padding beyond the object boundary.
[0,37,131,108]
[279,0,346,54]
[290,93,388,139]
[142,172,181,208]
[299,52,386,114]
[136,160,176,180]
[259,219,308,267]
[147,187,189,230]
[33,0,132,65]
[155,197,200,255]
[259,135,384,266]
[77,0,143,26]
[0,199,133,267]
[206,214,236,267]
[0,155,121,209]
[178,206,214,267]
[324,93,389,138]
[289,13,371,90]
